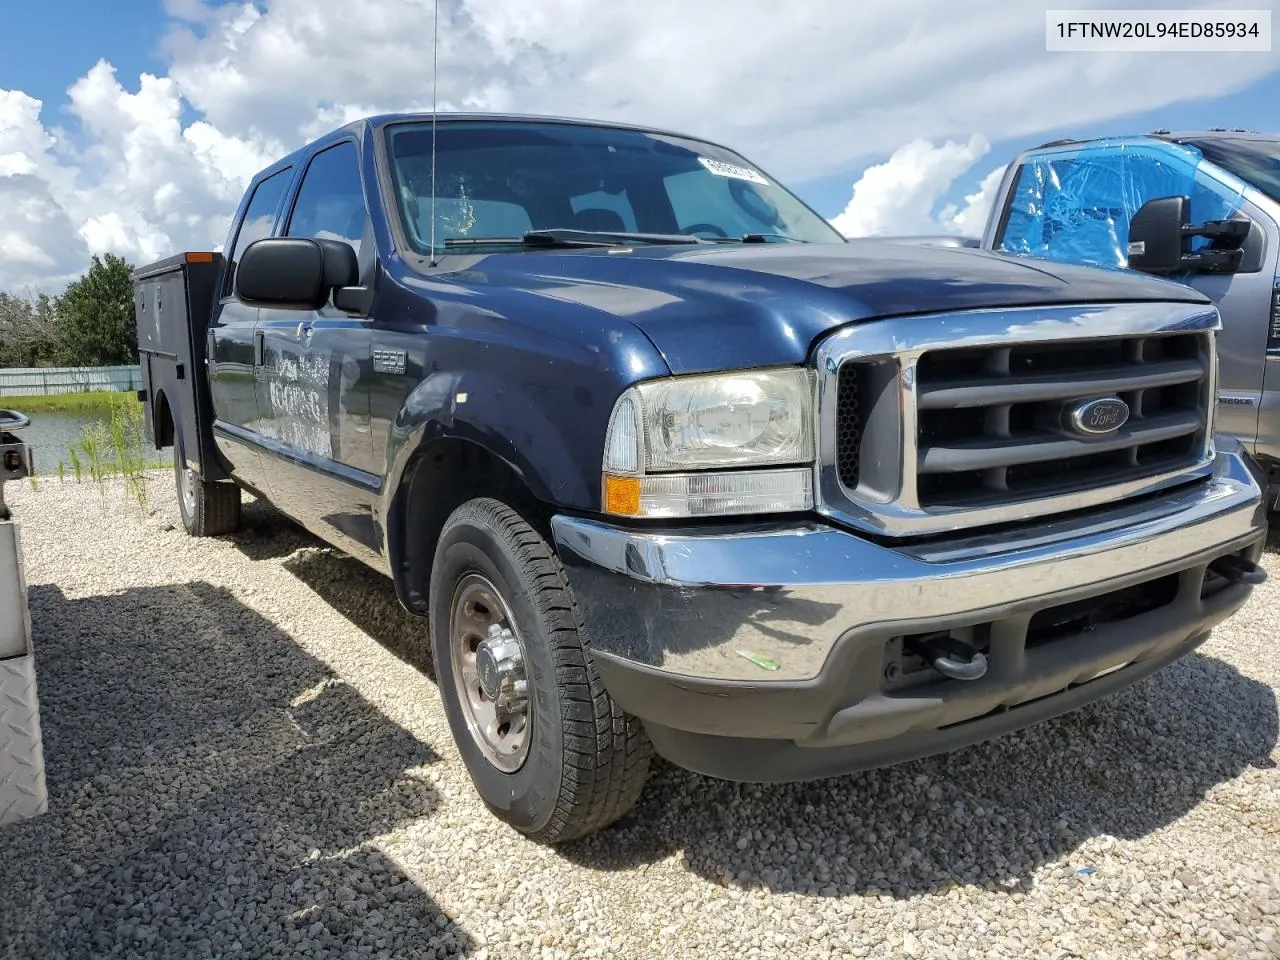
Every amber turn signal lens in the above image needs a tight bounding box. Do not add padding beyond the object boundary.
[184,251,215,263]
[602,474,641,516]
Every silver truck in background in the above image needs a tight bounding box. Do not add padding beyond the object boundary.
[977,130,1280,506]
[0,411,45,827]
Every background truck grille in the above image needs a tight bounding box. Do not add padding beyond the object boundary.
[909,332,1210,508]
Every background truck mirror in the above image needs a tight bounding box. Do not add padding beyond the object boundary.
[234,237,358,310]
[1127,195,1190,275]
[1128,195,1252,276]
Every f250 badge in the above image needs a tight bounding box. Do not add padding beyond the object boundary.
[372,348,407,375]
[1070,396,1129,436]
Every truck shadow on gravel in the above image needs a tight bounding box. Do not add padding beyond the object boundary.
[228,494,322,562]
[560,650,1278,899]
[0,581,472,958]
[281,550,436,681]
[227,497,435,678]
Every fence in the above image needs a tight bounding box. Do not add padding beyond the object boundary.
[0,365,142,397]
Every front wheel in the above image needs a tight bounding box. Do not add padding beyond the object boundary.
[174,432,241,537]
[429,497,652,843]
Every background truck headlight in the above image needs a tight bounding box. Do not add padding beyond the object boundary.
[602,367,815,518]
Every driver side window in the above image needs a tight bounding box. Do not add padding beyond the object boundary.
[286,141,369,260]
[223,167,291,296]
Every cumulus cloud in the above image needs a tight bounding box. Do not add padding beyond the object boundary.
[0,91,87,289]
[938,164,1009,237]
[1,0,1277,289]
[0,91,55,167]
[829,138,1010,241]
[830,135,991,237]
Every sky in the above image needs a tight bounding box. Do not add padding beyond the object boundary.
[0,0,1277,292]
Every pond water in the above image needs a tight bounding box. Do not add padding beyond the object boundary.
[12,408,172,477]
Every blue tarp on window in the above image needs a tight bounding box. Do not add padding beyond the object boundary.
[997,138,1247,271]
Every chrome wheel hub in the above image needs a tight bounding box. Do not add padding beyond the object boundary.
[177,462,197,516]
[449,575,532,772]
[475,626,528,708]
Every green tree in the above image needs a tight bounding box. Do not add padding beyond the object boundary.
[0,291,61,367]
[56,253,137,366]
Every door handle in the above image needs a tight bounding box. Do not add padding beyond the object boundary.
[253,331,265,367]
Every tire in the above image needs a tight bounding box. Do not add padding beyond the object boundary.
[429,497,652,843]
[174,431,241,537]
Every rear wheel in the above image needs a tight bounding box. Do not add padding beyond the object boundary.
[429,497,652,843]
[173,431,241,537]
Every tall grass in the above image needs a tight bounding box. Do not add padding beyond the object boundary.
[75,420,108,507]
[66,393,162,511]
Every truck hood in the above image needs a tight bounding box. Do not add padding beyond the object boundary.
[476,239,1212,375]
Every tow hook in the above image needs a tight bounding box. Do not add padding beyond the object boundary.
[1208,555,1268,586]
[905,632,988,682]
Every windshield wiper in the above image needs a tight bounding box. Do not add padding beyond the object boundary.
[529,228,708,246]
[440,229,808,251]
[697,233,809,244]
[443,228,707,250]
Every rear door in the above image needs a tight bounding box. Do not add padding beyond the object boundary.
[207,165,294,493]
[257,140,380,564]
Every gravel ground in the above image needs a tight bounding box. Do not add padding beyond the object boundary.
[2,475,1280,959]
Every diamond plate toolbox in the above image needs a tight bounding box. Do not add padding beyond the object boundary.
[0,520,46,826]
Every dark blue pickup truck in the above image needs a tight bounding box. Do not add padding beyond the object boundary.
[133,113,1269,843]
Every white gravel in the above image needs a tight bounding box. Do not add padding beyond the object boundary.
[2,474,1279,959]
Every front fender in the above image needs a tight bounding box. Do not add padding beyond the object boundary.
[382,366,593,520]
[372,261,672,606]
[379,364,647,613]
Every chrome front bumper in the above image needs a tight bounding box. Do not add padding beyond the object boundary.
[551,442,1267,686]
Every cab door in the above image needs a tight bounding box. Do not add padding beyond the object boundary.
[207,164,294,493]
[257,139,380,564]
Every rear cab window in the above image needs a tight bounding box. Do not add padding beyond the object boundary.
[223,167,293,296]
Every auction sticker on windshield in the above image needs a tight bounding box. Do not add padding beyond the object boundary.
[698,157,769,185]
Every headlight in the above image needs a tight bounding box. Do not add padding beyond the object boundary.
[602,367,815,518]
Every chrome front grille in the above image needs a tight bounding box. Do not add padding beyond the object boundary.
[912,333,1209,508]
[814,301,1220,537]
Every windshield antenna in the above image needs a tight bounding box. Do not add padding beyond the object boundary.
[428,0,440,267]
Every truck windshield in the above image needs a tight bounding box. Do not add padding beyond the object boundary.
[384,120,845,255]
[1185,138,1280,205]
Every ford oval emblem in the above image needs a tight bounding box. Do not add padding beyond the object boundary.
[1070,396,1129,436]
